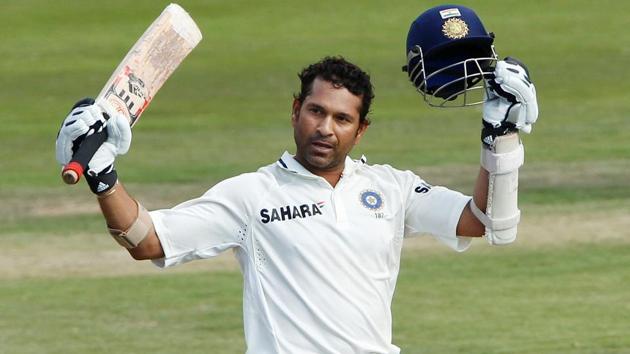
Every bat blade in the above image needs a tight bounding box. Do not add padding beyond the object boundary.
[98,3,202,127]
[62,3,202,185]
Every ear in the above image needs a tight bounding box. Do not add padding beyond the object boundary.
[291,99,301,126]
[353,121,369,145]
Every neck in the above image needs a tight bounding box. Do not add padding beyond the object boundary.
[293,156,344,187]
[317,169,343,187]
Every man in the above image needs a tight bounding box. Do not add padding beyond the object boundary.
[56,6,538,354]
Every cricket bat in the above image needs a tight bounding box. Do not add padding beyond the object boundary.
[61,3,202,184]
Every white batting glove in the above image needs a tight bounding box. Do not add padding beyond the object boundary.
[482,57,539,143]
[55,98,132,175]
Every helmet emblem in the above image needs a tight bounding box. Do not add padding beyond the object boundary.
[442,18,469,39]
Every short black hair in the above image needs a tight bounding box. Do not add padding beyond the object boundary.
[294,56,374,125]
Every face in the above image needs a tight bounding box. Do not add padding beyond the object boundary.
[292,77,368,175]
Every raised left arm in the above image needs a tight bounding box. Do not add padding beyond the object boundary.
[457,58,539,244]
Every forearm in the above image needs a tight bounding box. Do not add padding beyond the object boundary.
[97,182,137,229]
[467,132,523,244]
[97,183,164,259]
[472,167,489,212]
[457,132,519,237]
[456,167,487,237]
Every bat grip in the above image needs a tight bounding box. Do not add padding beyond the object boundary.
[61,129,108,184]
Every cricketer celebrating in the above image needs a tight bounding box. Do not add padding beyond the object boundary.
[55,5,538,354]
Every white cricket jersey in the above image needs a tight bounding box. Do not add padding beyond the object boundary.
[150,151,472,354]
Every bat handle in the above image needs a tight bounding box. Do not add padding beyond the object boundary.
[61,129,108,184]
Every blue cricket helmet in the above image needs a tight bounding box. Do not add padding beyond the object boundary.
[403,4,497,107]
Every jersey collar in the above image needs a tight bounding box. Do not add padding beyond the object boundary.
[276,151,367,179]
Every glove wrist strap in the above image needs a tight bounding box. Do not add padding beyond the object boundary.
[481,120,517,148]
[85,169,118,194]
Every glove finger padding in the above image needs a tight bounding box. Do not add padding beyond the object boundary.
[83,100,131,175]
[490,58,538,132]
[56,116,88,165]
[95,98,132,154]
[56,100,107,165]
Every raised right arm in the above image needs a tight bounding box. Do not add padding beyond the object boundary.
[56,99,163,260]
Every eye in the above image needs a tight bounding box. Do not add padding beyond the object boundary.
[309,107,323,115]
[336,114,352,123]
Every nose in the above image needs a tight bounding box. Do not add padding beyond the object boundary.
[316,115,334,137]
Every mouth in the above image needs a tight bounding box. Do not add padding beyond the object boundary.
[310,140,334,153]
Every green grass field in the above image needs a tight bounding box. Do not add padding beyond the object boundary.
[1,1,629,353]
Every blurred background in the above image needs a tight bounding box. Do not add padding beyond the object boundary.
[1,1,628,353]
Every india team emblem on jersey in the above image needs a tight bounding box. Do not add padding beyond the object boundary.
[359,190,384,211]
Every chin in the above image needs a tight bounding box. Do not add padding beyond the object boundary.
[306,155,333,169]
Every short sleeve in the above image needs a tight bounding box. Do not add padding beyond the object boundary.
[150,174,262,268]
[394,170,472,252]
